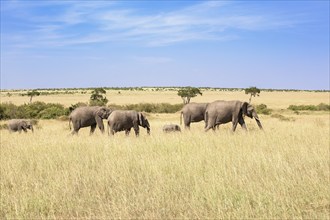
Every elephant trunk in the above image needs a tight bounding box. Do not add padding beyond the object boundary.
[253,111,263,130]
[31,125,34,132]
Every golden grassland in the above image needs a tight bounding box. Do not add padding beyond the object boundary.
[0,90,329,219]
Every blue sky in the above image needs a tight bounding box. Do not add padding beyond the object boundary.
[1,0,329,90]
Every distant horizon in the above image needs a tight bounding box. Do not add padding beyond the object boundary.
[1,85,329,92]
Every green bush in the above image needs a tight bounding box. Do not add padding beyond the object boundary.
[256,104,272,115]
[0,102,68,120]
[317,103,330,111]
[288,103,330,111]
[0,103,24,119]
[38,106,69,119]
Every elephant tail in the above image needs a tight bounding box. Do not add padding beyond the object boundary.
[180,111,183,125]
[69,117,72,130]
[204,111,209,130]
[107,121,110,136]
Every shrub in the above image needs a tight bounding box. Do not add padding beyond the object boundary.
[317,103,330,111]
[38,106,68,119]
[256,104,272,115]
[0,102,68,120]
[288,103,330,111]
[0,103,24,119]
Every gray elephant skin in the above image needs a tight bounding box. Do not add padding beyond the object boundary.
[8,119,34,133]
[205,100,263,132]
[107,110,150,136]
[69,106,112,135]
[163,124,181,133]
[180,103,209,129]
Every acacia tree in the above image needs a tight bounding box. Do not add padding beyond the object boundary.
[245,86,261,103]
[27,90,40,103]
[177,87,202,104]
[89,88,108,106]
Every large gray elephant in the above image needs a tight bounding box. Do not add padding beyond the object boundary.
[107,110,150,136]
[8,119,34,133]
[204,100,263,132]
[180,102,209,129]
[69,106,112,135]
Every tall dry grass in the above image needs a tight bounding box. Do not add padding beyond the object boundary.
[1,113,329,219]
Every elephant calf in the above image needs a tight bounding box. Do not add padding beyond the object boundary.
[163,124,181,133]
[107,110,150,137]
[8,119,34,133]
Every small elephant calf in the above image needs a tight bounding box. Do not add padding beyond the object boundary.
[163,124,181,133]
[8,119,34,133]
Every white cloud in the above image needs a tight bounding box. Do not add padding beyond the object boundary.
[1,1,303,49]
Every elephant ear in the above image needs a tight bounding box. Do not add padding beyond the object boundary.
[96,108,106,118]
[241,102,248,116]
[21,121,28,127]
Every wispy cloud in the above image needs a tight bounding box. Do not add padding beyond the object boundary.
[1,1,303,49]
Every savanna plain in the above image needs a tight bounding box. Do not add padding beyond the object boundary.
[1,89,329,219]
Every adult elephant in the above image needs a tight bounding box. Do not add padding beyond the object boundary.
[8,119,34,133]
[107,110,150,136]
[205,100,263,132]
[69,106,112,135]
[180,102,209,129]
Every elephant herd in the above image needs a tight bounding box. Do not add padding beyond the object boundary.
[69,106,150,136]
[7,100,263,136]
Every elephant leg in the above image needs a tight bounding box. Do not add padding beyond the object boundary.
[71,130,78,135]
[133,126,139,137]
[125,128,131,136]
[184,116,190,129]
[205,125,213,132]
[90,124,97,135]
[232,119,239,132]
[71,121,80,135]
[238,117,247,130]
